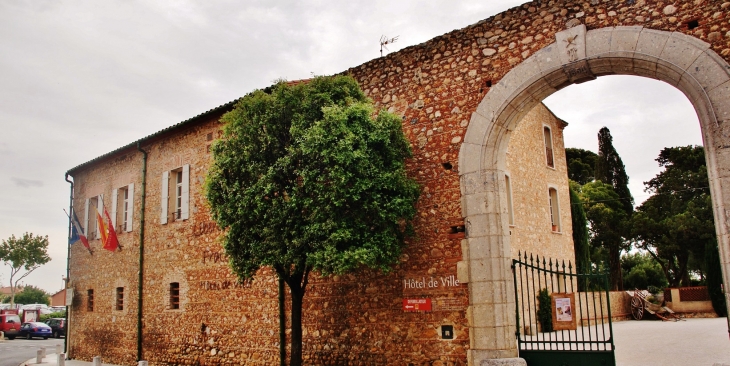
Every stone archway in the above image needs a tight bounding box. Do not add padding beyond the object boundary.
[457,25,730,364]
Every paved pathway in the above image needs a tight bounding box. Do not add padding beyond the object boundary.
[613,317,730,366]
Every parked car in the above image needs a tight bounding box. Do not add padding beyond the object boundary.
[18,322,52,340]
[0,312,21,340]
[46,318,65,338]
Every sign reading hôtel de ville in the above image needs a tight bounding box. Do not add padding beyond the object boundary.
[403,275,460,290]
[402,275,463,312]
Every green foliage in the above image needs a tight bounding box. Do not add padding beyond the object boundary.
[621,252,668,290]
[537,288,553,333]
[631,146,714,287]
[594,127,634,215]
[0,233,51,305]
[569,182,590,290]
[566,148,597,185]
[3,285,49,305]
[589,127,633,291]
[40,311,66,323]
[580,181,631,290]
[205,75,419,366]
[705,239,727,317]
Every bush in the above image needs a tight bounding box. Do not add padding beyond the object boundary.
[537,288,553,333]
[40,311,66,323]
[622,252,668,290]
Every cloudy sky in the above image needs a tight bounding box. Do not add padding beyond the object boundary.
[0,1,703,294]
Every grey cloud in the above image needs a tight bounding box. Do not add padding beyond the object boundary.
[11,177,43,188]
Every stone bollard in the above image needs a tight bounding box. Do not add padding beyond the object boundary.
[93,355,101,366]
[138,361,148,366]
[40,347,46,358]
[56,344,62,354]
[36,349,43,364]
[58,353,66,366]
[0,331,4,342]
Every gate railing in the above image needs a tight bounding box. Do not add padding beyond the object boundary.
[512,252,615,354]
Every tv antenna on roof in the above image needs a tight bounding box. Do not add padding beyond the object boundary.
[380,35,399,57]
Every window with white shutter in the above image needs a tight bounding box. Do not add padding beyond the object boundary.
[162,164,190,224]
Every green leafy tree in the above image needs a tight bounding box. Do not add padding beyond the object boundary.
[580,181,630,290]
[569,182,590,290]
[705,239,727,316]
[620,252,668,290]
[566,148,598,185]
[205,76,419,366]
[631,146,714,287]
[4,285,50,305]
[0,233,51,305]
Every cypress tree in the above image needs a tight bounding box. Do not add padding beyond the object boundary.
[593,127,633,290]
[570,183,591,290]
[595,127,634,214]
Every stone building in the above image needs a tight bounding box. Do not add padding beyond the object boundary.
[65,93,571,365]
[65,0,730,364]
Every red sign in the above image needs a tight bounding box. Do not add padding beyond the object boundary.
[403,298,432,312]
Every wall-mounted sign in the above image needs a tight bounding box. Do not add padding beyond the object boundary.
[403,275,460,290]
[551,292,577,330]
[403,298,432,312]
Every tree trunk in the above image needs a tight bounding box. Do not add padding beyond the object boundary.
[609,244,622,291]
[289,282,304,366]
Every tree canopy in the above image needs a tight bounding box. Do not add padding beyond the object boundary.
[0,233,51,305]
[205,75,419,366]
[631,145,714,287]
[580,180,630,290]
[566,148,597,185]
[3,285,50,305]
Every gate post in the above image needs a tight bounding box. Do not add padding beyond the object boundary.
[458,168,523,364]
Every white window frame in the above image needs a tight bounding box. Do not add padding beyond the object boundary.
[548,186,561,232]
[544,125,555,168]
[112,184,135,233]
[84,195,103,240]
[161,164,189,224]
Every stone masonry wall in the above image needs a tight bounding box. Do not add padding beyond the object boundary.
[506,103,574,264]
[67,0,730,364]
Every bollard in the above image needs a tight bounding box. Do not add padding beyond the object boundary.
[36,349,43,364]
[58,353,66,366]
[56,344,62,354]
[92,355,101,366]
[40,347,46,358]
[138,361,149,366]
[0,331,4,342]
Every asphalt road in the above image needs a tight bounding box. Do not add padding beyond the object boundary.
[0,337,63,366]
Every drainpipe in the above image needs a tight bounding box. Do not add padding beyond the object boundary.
[64,173,73,358]
[136,142,148,362]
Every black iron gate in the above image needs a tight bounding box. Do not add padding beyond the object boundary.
[512,252,616,366]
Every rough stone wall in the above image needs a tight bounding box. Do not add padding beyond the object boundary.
[68,150,145,365]
[506,103,574,264]
[66,0,730,364]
